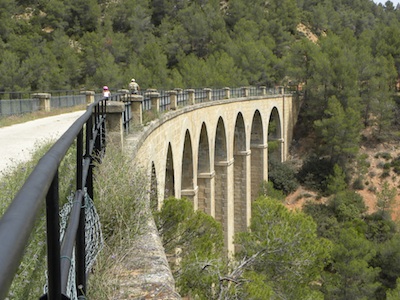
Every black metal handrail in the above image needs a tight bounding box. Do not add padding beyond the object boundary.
[0,96,108,300]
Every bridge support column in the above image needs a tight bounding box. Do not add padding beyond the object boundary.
[214,159,235,254]
[106,101,125,147]
[33,93,51,112]
[223,87,231,99]
[250,143,268,200]
[197,171,215,218]
[187,89,195,105]
[181,186,199,210]
[80,91,95,104]
[234,150,251,239]
[204,88,212,102]
[169,90,178,110]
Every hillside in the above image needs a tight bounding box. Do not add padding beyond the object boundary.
[286,133,400,220]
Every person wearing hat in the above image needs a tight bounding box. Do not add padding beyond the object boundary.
[103,86,111,98]
[128,78,140,94]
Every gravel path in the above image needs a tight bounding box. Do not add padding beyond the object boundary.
[0,111,84,175]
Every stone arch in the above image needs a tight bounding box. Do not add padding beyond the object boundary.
[150,161,158,210]
[214,117,229,247]
[268,107,282,163]
[233,113,249,235]
[181,129,195,203]
[251,110,266,200]
[165,143,175,198]
[197,123,213,216]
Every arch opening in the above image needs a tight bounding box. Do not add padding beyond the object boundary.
[268,107,282,163]
[181,130,195,203]
[150,161,158,211]
[250,110,265,200]
[165,143,175,198]
[233,113,249,238]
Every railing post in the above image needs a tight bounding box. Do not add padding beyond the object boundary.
[174,88,183,94]
[128,94,144,125]
[45,171,62,299]
[118,89,129,101]
[149,92,160,113]
[279,86,285,94]
[33,93,51,112]
[105,101,125,147]
[169,90,178,110]
[80,91,95,104]
[223,87,231,99]
[241,87,249,97]
[204,88,212,102]
[187,89,195,105]
[259,86,267,96]
[75,129,86,299]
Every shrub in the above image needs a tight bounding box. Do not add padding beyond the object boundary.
[375,152,392,160]
[268,159,299,195]
[297,154,334,193]
[381,171,390,179]
[86,143,149,299]
[258,180,285,201]
[353,177,364,190]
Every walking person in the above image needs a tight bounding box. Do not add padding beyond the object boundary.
[128,78,140,94]
[103,86,111,98]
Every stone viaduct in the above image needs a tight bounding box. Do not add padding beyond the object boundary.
[122,88,299,253]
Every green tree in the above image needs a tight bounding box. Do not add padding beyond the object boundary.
[328,190,367,222]
[154,197,225,299]
[268,159,299,194]
[326,164,347,195]
[64,0,100,36]
[387,278,400,300]
[235,196,330,299]
[321,227,381,299]
[0,51,24,91]
[314,96,362,166]
[0,0,16,41]
[376,181,397,218]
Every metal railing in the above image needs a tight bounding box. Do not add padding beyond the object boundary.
[0,90,87,116]
[0,95,109,299]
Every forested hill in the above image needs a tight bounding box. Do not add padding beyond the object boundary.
[0,0,399,94]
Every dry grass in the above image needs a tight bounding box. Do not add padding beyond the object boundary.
[87,143,150,299]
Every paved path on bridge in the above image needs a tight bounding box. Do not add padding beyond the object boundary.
[0,111,84,176]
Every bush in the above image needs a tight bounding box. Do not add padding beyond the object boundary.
[268,159,299,195]
[258,180,285,201]
[297,154,334,193]
[154,197,225,299]
[87,143,149,298]
[375,152,392,160]
[352,177,364,190]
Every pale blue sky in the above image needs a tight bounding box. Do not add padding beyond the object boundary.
[374,0,400,5]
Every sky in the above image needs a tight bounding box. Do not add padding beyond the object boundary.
[373,0,400,5]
